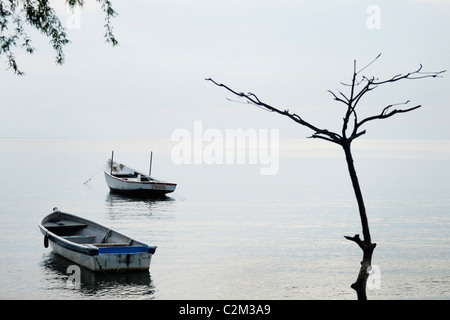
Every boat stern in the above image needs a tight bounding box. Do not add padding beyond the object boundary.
[91,248,157,272]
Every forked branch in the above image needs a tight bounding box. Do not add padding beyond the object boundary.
[344,234,365,250]
[356,102,421,131]
[328,55,446,141]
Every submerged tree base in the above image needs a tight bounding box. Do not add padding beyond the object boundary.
[345,234,376,300]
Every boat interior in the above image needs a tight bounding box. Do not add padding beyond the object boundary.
[44,220,135,248]
[113,171,153,182]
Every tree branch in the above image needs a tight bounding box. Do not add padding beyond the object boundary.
[327,89,349,105]
[371,64,445,85]
[0,0,118,75]
[344,234,365,250]
[334,54,445,140]
[207,56,445,147]
[206,78,343,145]
[356,103,422,130]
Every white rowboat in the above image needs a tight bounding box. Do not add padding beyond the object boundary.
[39,208,157,272]
[104,152,177,197]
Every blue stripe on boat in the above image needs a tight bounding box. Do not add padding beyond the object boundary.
[98,246,149,254]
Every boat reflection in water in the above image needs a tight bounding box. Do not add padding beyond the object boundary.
[40,251,155,298]
[105,192,177,218]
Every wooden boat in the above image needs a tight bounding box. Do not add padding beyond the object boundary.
[104,151,177,197]
[38,208,157,272]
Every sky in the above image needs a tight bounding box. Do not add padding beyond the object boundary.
[1,0,449,139]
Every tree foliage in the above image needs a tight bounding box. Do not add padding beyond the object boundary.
[0,0,117,75]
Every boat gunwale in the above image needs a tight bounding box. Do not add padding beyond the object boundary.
[104,169,177,187]
[39,211,157,257]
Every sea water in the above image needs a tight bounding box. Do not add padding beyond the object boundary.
[0,138,449,299]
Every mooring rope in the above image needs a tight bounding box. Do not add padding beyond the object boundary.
[83,165,104,184]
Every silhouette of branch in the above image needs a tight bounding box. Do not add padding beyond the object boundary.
[371,64,446,85]
[205,78,343,145]
[356,53,382,75]
[207,56,445,146]
[331,54,446,141]
[344,234,365,250]
[327,89,349,105]
[356,102,421,132]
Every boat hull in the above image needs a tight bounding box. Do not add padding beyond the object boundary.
[39,210,157,272]
[47,238,152,271]
[104,171,176,196]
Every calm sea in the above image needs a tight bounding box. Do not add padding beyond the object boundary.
[0,137,449,300]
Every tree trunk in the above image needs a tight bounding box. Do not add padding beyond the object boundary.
[351,241,376,300]
[342,141,377,300]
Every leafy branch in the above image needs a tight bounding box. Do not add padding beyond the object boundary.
[0,0,118,75]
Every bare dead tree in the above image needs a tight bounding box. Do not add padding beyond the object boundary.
[206,54,445,300]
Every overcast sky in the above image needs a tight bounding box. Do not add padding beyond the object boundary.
[1,0,449,139]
